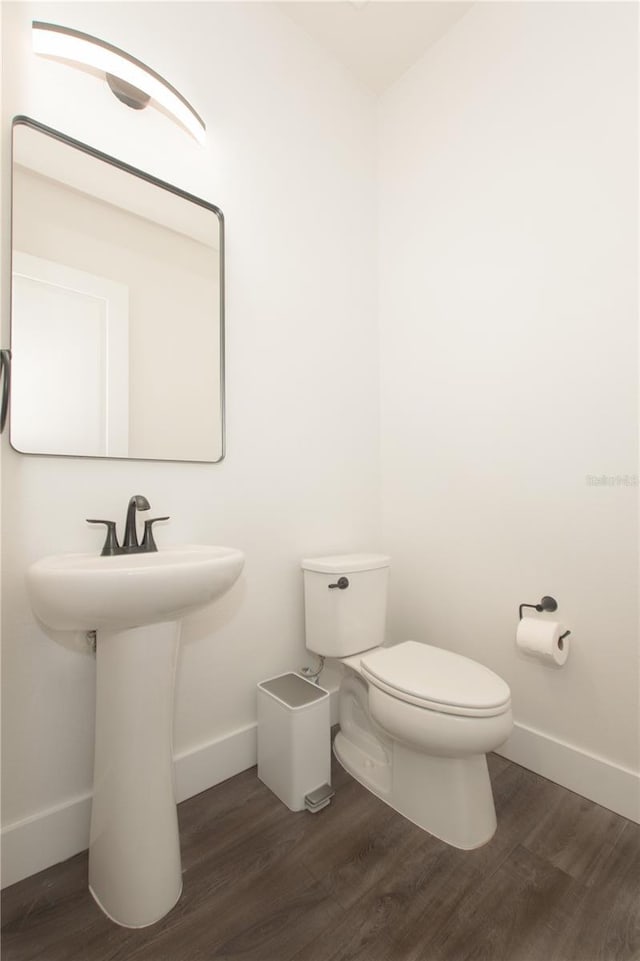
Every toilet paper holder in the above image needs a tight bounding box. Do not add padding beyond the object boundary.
[518,595,571,643]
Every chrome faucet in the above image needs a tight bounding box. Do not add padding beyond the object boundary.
[87,495,170,556]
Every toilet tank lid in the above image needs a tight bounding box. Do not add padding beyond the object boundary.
[301,553,391,574]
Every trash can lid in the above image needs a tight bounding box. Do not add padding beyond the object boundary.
[258,672,328,708]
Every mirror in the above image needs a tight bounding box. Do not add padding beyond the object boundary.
[10,117,224,463]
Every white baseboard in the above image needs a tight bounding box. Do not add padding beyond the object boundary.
[6,696,631,890]
[174,723,257,804]
[496,721,640,823]
[1,723,259,890]
[0,691,341,892]
[1,791,93,891]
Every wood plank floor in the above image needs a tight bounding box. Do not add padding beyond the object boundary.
[2,750,639,961]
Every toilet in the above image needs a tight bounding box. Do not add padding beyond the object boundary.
[301,553,513,849]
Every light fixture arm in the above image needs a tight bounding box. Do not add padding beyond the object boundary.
[105,74,151,110]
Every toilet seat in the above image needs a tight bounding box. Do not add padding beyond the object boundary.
[360,641,511,718]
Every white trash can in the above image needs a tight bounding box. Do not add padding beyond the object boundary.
[257,672,333,813]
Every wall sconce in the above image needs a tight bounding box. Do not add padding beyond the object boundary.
[32,21,206,145]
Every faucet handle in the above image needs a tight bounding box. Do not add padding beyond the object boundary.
[87,519,120,556]
[141,517,170,553]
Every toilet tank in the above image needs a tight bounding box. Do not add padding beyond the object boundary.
[301,554,391,658]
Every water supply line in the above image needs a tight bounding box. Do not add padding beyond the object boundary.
[300,654,325,684]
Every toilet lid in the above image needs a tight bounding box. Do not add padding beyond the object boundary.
[360,641,511,718]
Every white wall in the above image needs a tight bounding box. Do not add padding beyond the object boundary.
[2,0,638,887]
[379,2,639,814]
[1,0,379,881]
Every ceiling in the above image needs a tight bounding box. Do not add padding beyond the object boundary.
[278,1,474,94]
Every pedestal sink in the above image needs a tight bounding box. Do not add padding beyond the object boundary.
[27,545,244,927]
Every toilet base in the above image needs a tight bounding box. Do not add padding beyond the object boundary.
[334,729,497,850]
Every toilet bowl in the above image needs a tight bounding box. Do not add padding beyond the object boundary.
[302,554,513,849]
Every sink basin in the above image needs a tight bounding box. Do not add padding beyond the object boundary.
[27,544,245,631]
[25,543,244,928]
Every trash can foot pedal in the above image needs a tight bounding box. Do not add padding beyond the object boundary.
[305,784,335,813]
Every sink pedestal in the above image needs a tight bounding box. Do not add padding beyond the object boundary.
[89,621,182,927]
[27,543,245,927]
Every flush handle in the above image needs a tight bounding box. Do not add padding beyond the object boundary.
[328,576,349,590]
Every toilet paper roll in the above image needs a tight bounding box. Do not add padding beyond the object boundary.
[516,616,569,666]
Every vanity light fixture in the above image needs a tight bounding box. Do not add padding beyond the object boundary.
[32,21,206,145]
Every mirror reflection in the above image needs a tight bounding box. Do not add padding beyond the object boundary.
[11,118,224,463]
